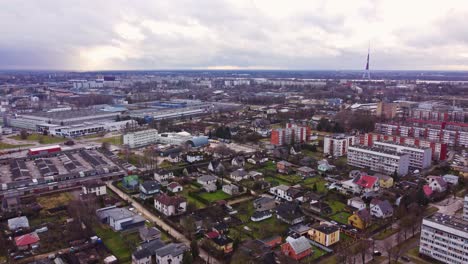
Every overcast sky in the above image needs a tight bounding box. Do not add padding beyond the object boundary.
[1,0,468,71]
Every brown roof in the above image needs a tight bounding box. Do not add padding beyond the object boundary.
[155,193,186,206]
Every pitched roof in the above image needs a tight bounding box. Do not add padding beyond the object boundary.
[167,182,181,190]
[423,185,433,197]
[355,175,378,189]
[133,239,166,259]
[314,224,339,234]
[287,236,311,254]
[155,243,188,258]
[371,199,393,215]
[154,194,186,206]
[356,208,371,222]
[8,216,29,230]
[15,232,40,247]
[141,181,161,192]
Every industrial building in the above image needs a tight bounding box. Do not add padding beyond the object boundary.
[347,145,410,176]
[123,129,159,148]
[323,134,356,157]
[123,129,208,149]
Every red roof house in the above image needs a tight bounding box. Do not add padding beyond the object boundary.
[15,232,40,250]
[355,175,379,191]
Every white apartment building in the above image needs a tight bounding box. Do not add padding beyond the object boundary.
[464,195,468,221]
[373,141,432,170]
[323,134,356,157]
[419,213,468,264]
[123,129,159,148]
[347,145,410,176]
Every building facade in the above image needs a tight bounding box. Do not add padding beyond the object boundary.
[271,123,311,146]
[372,141,432,170]
[323,134,356,157]
[347,145,410,176]
[123,129,159,148]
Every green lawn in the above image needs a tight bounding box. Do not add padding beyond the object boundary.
[246,215,289,239]
[180,184,206,209]
[198,190,231,203]
[11,134,67,144]
[98,135,123,145]
[0,142,33,150]
[327,200,346,214]
[330,212,351,224]
[275,174,302,184]
[93,224,134,263]
[407,247,432,264]
[303,177,327,193]
[264,176,290,186]
[374,227,399,240]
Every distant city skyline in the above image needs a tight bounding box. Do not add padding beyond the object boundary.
[2,0,468,71]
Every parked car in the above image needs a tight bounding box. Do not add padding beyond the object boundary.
[373,251,382,256]
[401,256,411,262]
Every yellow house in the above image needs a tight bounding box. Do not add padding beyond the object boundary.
[348,209,371,230]
[375,174,394,188]
[308,224,340,246]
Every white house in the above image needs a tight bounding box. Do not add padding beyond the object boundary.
[96,206,145,231]
[155,243,188,264]
[167,182,183,193]
[82,181,107,196]
[370,199,394,219]
[197,175,218,186]
[154,169,175,184]
[269,185,291,200]
[427,176,448,192]
[222,184,239,195]
[340,179,361,194]
[154,194,187,217]
[230,169,249,182]
[347,197,366,211]
[186,152,204,163]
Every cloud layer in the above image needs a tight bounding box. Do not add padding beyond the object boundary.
[1,0,468,71]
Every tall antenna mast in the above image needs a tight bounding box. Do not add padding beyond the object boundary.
[362,43,371,81]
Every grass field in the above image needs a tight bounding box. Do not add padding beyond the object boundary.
[0,141,33,149]
[11,134,67,144]
[327,200,346,214]
[93,224,133,263]
[330,212,351,224]
[180,184,206,209]
[37,192,73,209]
[264,176,290,186]
[97,135,123,145]
[303,177,327,193]
[198,190,231,202]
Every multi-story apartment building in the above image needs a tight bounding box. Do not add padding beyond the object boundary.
[360,133,447,160]
[271,123,311,146]
[323,134,356,157]
[347,145,410,176]
[410,107,466,122]
[464,195,468,221]
[375,121,468,147]
[372,141,432,170]
[123,129,158,148]
[419,213,468,264]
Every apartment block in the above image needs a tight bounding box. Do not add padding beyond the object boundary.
[271,123,310,146]
[372,141,432,170]
[123,129,159,148]
[419,213,468,264]
[347,145,410,176]
[464,195,468,221]
[323,134,356,157]
[360,133,447,160]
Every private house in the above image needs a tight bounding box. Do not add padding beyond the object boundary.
[231,156,245,168]
[373,174,394,188]
[277,160,294,174]
[230,169,249,182]
[247,152,268,165]
[297,166,315,178]
[15,232,40,251]
[442,174,459,185]
[82,180,107,196]
[289,224,312,237]
[355,175,380,192]
[370,199,394,219]
[276,202,305,224]
[208,160,225,174]
[427,176,448,192]
[167,182,183,193]
[248,171,263,180]
[309,201,332,215]
[348,209,371,229]
[2,195,21,212]
[197,175,218,186]
[222,184,239,195]
[122,175,139,191]
[281,236,312,261]
[96,206,145,231]
[139,181,161,200]
[154,169,175,184]
[154,194,187,216]
[132,239,166,264]
[139,226,161,242]
[251,210,272,222]
[347,197,366,211]
[308,224,340,247]
[317,159,335,173]
[155,243,188,264]
[269,185,291,201]
[261,235,283,248]
[253,197,276,212]
[8,216,29,231]
[166,152,181,163]
[185,151,204,163]
[340,179,361,194]
[210,235,234,254]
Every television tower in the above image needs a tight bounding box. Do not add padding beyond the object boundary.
[362,44,371,80]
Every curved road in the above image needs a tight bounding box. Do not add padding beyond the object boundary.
[106,182,221,264]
